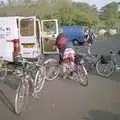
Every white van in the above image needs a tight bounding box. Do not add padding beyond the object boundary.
[0,16,58,62]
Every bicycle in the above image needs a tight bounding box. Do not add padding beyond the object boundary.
[15,56,46,115]
[96,50,120,77]
[74,46,101,72]
[73,53,88,86]
[45,48,88,86]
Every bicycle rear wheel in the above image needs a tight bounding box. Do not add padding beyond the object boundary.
[96,59,115,77]
[44,58,60,81]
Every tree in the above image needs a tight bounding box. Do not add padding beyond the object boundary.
[100,2,119,28]
[1,0,119,29]
[72,2,100,26]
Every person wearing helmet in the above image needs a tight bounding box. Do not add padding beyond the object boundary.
[84,29,96,55]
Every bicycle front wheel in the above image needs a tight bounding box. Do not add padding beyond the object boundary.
[76,64,88,87]
[34,66,46,94]
[15,79,29,115]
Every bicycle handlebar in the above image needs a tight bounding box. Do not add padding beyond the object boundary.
[22,59,41,67]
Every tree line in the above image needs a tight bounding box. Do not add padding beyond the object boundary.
[0,0,120,29]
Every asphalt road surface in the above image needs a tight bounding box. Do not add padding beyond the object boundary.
[0,39,120,120]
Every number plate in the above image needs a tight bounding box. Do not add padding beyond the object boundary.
[22,44,35,48]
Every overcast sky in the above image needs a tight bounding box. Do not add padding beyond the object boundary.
[72,0,120,9]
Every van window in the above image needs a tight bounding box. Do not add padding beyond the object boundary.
[42,21,56,35]
[20,18,34,36]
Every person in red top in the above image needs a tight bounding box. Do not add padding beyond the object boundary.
[53,29,75,79]
[53,29,74,64]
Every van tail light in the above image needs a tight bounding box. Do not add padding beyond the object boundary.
[11,39,20,56]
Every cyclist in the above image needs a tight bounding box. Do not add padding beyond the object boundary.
[84,29,96,55]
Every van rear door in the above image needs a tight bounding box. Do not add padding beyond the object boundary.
[19,16,40,58]
[41,19,59,54]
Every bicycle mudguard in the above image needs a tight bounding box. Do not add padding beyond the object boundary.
[44,58,58,64]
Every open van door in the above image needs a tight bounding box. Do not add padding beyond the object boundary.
[36,18,42,53]
[41,19,59,54]
[19,16,41,58]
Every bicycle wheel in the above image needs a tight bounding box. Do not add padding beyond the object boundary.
[44,58,60,81]
[15,79,29,115]
[76,64,88,87]
[34,66,46,94]
[96,59,115,77]
[0,62,7,80]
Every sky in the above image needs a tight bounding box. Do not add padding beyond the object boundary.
[72,0,120,9]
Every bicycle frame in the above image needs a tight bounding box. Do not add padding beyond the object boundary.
[62,59,75,73]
